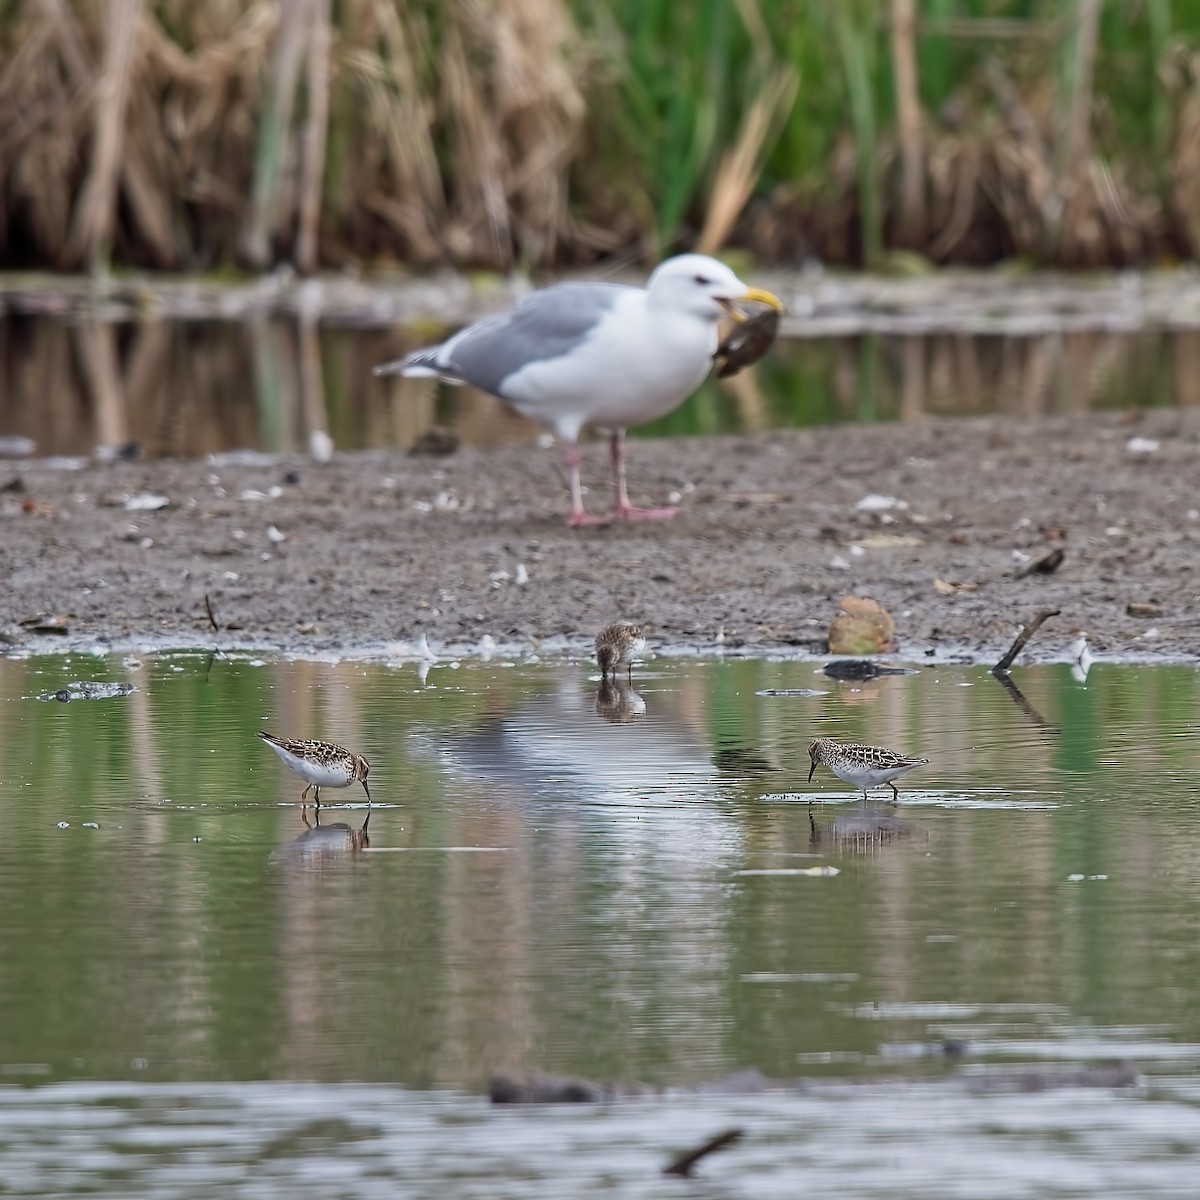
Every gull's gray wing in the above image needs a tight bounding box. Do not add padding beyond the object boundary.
[407,282,625,398]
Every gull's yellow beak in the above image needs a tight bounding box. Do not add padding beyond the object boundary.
[717,287,785,323]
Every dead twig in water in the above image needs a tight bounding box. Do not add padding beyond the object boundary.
[663,1127,743,1178]
[991,671,1058,733]
[204,592,221,632]
[992,608,1060,675]
[1015,547,1065,578]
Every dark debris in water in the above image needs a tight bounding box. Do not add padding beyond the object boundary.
[488,1059,1139,1106]
[822,660,918,681]
[37,681,138,703]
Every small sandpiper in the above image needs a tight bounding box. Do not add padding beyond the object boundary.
[808,737,929,802]
[594,621,646,681]
[258,731,372,810]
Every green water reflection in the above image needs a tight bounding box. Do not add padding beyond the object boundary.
[2,654,1199,1093]
[0,315,1192,458]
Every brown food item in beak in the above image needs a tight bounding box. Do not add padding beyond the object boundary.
[715,307,782,378]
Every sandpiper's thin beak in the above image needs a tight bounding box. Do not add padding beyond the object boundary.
[372,360,404,377]
[807,761,817,782]
[361,779,372,805]
[717,287,784,322]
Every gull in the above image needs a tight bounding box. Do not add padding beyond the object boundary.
[374,254,783,526]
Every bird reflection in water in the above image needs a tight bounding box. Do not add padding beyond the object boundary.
[270,808,371,866]
[807,807,911,854]
[594,677,647,724]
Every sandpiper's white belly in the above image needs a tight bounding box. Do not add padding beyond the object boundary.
[267,743,353,788]
[617,635,647,664]
[832,762,910,790]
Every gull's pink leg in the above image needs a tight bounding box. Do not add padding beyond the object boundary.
[610,429,676,521]
[564,441,610,527]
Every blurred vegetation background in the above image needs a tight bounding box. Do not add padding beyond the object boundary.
[1,0,1198,274]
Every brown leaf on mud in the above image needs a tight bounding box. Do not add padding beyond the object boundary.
[19,614,70,634]
[828,595,897,654]
[854,534,924,548]
[1126,601,1163,617]
[933,577,978,594]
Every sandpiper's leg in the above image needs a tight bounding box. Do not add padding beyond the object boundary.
[314,786,321,810]
[890,782,900,802]
[610,429,677,521]
[564,441,610,527]
[300,783,311,813]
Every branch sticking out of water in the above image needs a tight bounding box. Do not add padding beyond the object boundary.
[663,1127,743,1178]
[204,593,222,633]
[992,608,1060,675]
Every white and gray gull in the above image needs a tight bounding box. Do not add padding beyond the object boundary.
[373,254,783,526]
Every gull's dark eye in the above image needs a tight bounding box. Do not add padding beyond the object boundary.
[693,274,711,285]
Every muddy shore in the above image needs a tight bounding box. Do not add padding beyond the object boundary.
[3,407,1197,665]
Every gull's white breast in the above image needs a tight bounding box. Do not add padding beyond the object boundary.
[501,291,717,440]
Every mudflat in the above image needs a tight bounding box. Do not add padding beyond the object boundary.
[3,409,1194,662]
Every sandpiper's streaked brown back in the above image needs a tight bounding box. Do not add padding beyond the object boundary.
[807,736,929,801]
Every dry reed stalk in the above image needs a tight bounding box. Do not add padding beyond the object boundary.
[296,0,331,272]
[243,0,302,267]
[1165,48,1200,257]
[435,0,584,266]
[697,65,797,256]
[925,138,981,261]
[344,0,446,262]
[66,0,144,271]
[890,0,925,247]
[1060,0,1101,179]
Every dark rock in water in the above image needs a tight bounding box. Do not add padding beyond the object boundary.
[409,427,460,456]
[489,1068,778,1105]
[822,659,916,681]
[0,476,25,493]
[488,1071,652,1104]
[713,745,775,773]
[36,680,137,703]
[94,440,143,463]
[964,1059,1139,1095]
[489,1059,1138,1106]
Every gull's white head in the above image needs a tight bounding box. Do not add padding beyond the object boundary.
[645,254,783,321]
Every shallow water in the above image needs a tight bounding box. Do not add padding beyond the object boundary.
[2,652,1200,1194]
[0,314,1194,459]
